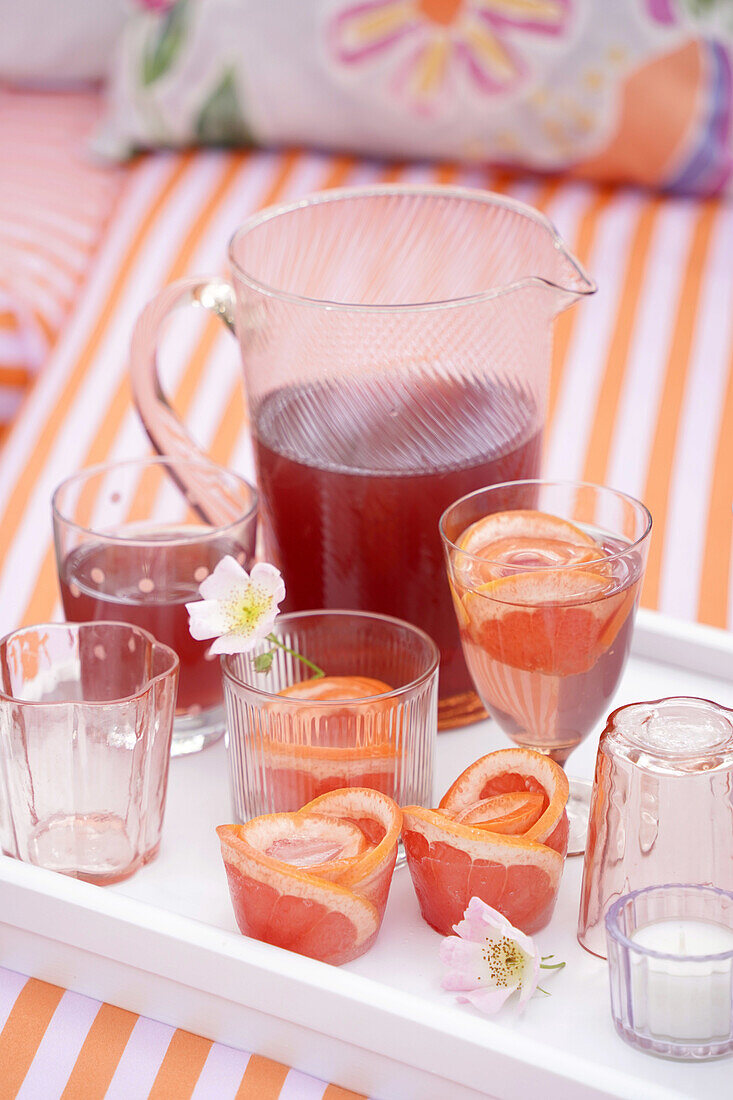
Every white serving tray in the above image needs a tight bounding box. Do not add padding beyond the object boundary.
[1,609,732,1100]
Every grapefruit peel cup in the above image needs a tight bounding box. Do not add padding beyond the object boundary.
[403,748,569,936]
[217,786,402,966]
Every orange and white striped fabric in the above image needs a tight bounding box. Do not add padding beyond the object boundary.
[0,122,733,1098]
[0,973,366,1099]
[0,147,731,632]
[0,87,122,443]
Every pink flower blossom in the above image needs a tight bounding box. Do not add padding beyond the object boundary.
[440,897,542,1014]
[137,0,177,13]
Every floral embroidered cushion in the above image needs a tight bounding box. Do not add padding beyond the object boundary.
[99,0,733,194]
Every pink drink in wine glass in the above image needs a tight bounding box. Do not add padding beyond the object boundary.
[441,480,652,852]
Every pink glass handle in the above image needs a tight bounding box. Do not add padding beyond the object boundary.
[130,276,242,527]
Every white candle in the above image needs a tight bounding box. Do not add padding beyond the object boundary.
[630,920,733,1042]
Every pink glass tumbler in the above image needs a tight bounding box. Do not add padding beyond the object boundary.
[579,697,733,958]
[0,621,179,884]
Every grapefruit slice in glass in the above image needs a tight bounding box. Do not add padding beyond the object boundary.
[462,568,633,677]
[455,510,602,587]
[258,668,396,809]
[261,675,399,811]
[402,748,569,935]
[217,787,402,965]
[277,675,393,701]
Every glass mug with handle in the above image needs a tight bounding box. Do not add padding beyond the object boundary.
[130,185,595,728]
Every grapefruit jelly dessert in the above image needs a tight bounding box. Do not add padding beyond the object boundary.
[217,786,402,965]
[402,748,569,935]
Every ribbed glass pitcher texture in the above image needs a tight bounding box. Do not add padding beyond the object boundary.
[131,186,595,726]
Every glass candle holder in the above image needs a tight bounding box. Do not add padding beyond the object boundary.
[0,622,179,884]
[221,610,439,820]
[52,456,257,756]
[579,697,733,957]
[606,884,733,1061]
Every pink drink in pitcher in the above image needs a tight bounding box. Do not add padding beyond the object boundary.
[255,374,542,706]
[129,187,596,726]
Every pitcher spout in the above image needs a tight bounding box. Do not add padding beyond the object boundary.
[538,236,597,315]
[484,193,596,315]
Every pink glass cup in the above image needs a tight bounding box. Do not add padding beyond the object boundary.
[52,456,258,756]
[579,697,733,958]
[0,622,179,884]
[221,610,439,821]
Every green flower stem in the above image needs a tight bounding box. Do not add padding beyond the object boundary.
[266,634,325,678]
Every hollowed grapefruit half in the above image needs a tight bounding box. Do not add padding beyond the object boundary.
[218,787,402,965]
[402,749,569,935]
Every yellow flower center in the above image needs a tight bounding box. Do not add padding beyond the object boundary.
[418,0,463,27]
[480,935,524,987]
[222,584,272,636]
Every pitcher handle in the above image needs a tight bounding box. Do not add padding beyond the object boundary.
[130,276,244,527]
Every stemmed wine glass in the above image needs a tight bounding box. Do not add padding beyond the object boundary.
[440,479,652,853]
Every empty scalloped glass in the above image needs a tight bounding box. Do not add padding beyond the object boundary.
[0,621,179,884]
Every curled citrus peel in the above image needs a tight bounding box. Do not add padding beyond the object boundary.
[261,675,399,811]
[402,748,569,936]
[217,786,402,965]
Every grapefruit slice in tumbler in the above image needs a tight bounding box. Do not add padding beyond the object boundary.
[402,748,569,936]
[277,676,394,702]
[262,675,399,810]
[218,787,402,965]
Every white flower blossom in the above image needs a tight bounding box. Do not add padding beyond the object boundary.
[186,556,285,656]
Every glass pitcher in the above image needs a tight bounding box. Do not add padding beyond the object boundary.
[130,186,595,727]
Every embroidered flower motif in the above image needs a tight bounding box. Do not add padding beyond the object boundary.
[329,0,571,114]
[138,0,177,11]
[644,0,677,23]
[186,557,285,656]
[440,897,552,1014]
